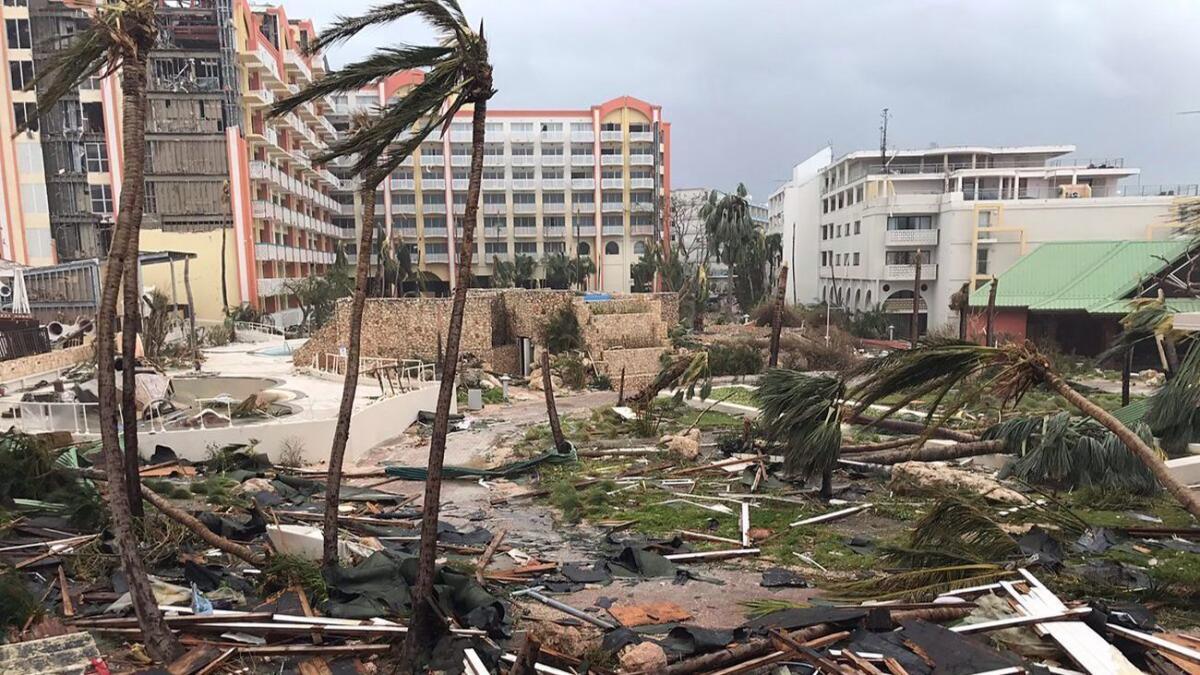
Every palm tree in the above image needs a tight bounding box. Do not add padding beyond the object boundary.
[569,254,596,291]
[849,339,1200,518]
[23,0,181,661]
[755,369,844,499]
[270,1,493,661]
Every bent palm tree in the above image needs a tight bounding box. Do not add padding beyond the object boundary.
[755,369,844,499]
[22,0,181,661]
[270,1,493,662]
[849,338,1200,518]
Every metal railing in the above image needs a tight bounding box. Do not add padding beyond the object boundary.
[312,353,399,377]
[234,321,286,337]
[368,360,436,397]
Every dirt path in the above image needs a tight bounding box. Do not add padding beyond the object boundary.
[349,387,776,630]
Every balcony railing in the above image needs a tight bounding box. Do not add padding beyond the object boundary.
[513,227,537,238]
[542,203,565,214]
[602,224,624,235]
[540,155,565,166]
[543,226,566,238]
[541,131,564,142]
[423,227,448,237]
[629,154,655,165]
[882,297,929,313]
[424,252,449,263]
[484,155,505,166]
[451,155,471,166]
[512,179,536,190]
[601,178,623,189]
[630,202,655,213]
[513,203,537,214]
[631,224,656,235]
[422,203,447,214]
[572,155,595,166]
[575,225,596,236]
[452,179,469,190]
[629,131,654,142]
[482,179,508,190]
[885,229,939,247]
[630,178,654,189]
[601,202,624,212]
[511,155,537,166]
[573,203,596,214]
[390,179,415,190]
[571,131,595,142]
[571,178,594,189]
[600,155,623,166]
[542,179,565,190]
[600,130,623,142]
[422,178,446,190]
[883,263,938,281]
[482,203,507,215]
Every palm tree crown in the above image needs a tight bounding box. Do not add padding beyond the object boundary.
[269,0,492,189]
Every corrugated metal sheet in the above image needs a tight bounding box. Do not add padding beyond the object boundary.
[969,240,1190,312]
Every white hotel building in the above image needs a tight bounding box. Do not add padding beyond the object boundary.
[769,145,1195,333]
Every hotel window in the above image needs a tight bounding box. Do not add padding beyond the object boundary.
[3,1,30,6]
[515,242,538,255]
[571,168,593,179]
[602,215,622,228]
[484,216,506,231]
[887,215,934,230]
[9,60,33,90]
[482,193,506,205]
[424,216,446,229]
[89,184,113,214]
[421,167,441,180]
[541,143,563,156]
[483,143,504,156]
[600,122,620,132]
[6,19,31,49]
[511,122,534,132]
[976,248,990,275]
[85,142,109,172]
[542,167,564,180]
[629,123,651,133]
[425,242,448,254]
[601,168,622,179]
[511,144,534,156]
[451,143,470,156]
[545,241,565,253]
[856,185,864,202]
[512,192,536,205]
[544,216,565,228]
[853,220,861,234]
[12,102,37,132]
[422,193,445,205]
[485,241,508,254]
[885,250,931,265]
[482,168,505,181]
[394,168,414,181]
[514,216,536,230]
[541,122,563,132]
[572,192,594,203]
[570,122,591,132]
[605,241,620,255]
[571,144,593,156]
[543,192,565,204]
[394,192,415,205]
[512,167,535,180]
[485,122,502,133]
[853,252,860,265]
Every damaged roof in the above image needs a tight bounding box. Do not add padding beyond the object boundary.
[969,239,1192,314]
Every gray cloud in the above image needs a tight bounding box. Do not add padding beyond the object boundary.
[280,0,1200,200]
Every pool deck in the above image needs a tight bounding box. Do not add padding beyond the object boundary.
[165,340,385,418]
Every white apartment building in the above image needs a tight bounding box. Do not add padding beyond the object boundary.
[770,144,1196,333]
[767,147,832,305]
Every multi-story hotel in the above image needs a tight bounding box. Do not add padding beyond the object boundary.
[327,78,671,302]
[769,145,1196,334]
[1,1,670,327]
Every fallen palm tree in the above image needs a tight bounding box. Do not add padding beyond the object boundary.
[852,439,1007,465]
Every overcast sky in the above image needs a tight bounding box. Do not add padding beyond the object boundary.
[281,0,1200,202]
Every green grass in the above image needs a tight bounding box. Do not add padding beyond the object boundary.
[709,386,758,407]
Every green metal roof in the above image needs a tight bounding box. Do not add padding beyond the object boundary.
[968,240,1190,313]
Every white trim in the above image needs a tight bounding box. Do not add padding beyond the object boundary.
[226,127,252,303]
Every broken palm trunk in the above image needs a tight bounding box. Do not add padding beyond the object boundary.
[852,439,1007,465]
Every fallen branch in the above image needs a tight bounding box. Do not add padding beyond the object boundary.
[840,436,919,454]
[846,413,980,443]
[852,439,1007,465]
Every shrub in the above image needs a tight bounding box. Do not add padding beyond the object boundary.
[750,302,805,328]
[552,353,588,389]
[541,306,583,354]
[848,306,890,340]
[706,340,763,376]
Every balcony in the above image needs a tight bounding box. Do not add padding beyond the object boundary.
[571,178,595,190]
[513,227,537,238]
[482,203,507,215]
[601,178,623,189]
[542,203,565,214]
[511,155,537,167]
[603,224,624,235]
[424,252,450,263]
[450,129,472,142]
[600,130,623,142]
[449,179,468,190]
[883,263,938,281]
[451,155,471,166]
[600,155,623,166]
[571,155,595,166]
[573,203,596,214]
[629,154,655,165]
[543,226,566,238]
[540,155,565,166]
[484,155,505,166]
[542,179,565,190]
[601,202,625,212]
[421,178,446,190]
[482,179,508,190]
[245,88,275,107]
[284,50,313,83]
[257,277,288,297]
[631,224,656,236]
[509,131,534,143]
[630,131,654,142]
[630,178,654,189]
[423,227,448,237]
[575,225,596,236]
[391,179,415,190]
[882,297,928,313]
[571,130,595,142]
[885,229,939,247]
[394,202,418,214]
[452,203,467,214]
[513,203,537,215]
[422,203,447,214]
[630,202,655,213]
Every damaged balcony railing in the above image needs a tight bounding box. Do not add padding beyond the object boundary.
[367,360,436,397]
[1,395,240,435]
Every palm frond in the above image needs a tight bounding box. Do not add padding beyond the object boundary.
[269,45,452,118]
[1143,340,1200,456]
[740,598,808,619]
[755,369,844,479]
[304,0,468,55]
[905,496,1018,563]
[825,564,1007,602]
[1098,297,1177,363]
[991,413,1161,495]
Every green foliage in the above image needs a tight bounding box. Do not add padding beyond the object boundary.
[755,370,844,479]
[0,566,40,631]
[1143,340,1200,456]
[541,305,583,354]
[542,253,594,290]
[885,496,1018,567]
[705,341,763,376]
[284,270,352,331]
[848,305,891,340]
[260,554,328,604]
[590,372,612,391]
[0,432,77,504]
[630,246,657,293]
[826,564,1008,602]
[141,289,173,362]
[492,254,536,288]
[188,474,247,508]
[701,185,781,309]
[990,413,1160,495]
[227,303,262,324]
[550,480,615,523]
[552,353,588,389]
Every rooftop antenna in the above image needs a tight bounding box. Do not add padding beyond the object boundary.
[879,107,890,174]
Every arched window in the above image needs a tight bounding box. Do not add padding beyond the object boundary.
[633,241,646,255]
[854,289,862,310]
[577,241,590,256]
[836,288,843,306]
[865,290,872,307]
[822,286,827,302]
[605,241,620,255]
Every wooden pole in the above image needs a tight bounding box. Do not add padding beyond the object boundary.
[910,250,922,345]
[541,349,566,452]
[985,275,998,347]
[617,366,625,405]
[1122,348,1132,406]
[768,263,788,367]
[957,282,969,341]
[184,257,199,371]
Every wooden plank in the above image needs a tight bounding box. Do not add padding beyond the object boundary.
[57,565,74,618]
[193,648,236,675]
[475,528,508,585]
[790,503,872,527]
[1107,624,1200,667]
[167,645,223,675]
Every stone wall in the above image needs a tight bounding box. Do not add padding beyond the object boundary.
[1,339,95,387]
[498,290,575,341]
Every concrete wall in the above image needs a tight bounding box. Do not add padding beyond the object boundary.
[139,227,244,323]
[83,383,447,464]
[1,339,95,387]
